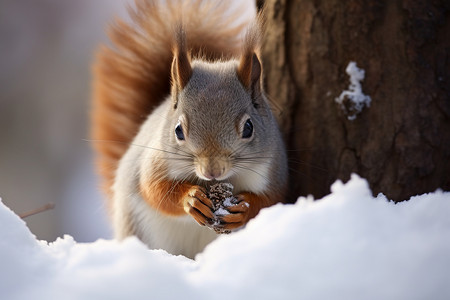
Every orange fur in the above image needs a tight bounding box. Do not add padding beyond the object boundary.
[91,0,251,211]
[217,191,279,231]
[238,191,277,221]
[140,175,279,228]
[140,177,191,216]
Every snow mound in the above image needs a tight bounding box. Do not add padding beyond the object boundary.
[1,174,449,299]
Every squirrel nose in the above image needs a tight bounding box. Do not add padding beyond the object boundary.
[202,168,224,181]
[196,156,231,181]
[197,161,228,181]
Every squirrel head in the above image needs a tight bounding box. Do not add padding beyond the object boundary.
[166,27,274,184]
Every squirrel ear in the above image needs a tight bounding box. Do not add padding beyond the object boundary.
[237,52,262,94]
[171,28,192,107]
[237,17,263,101]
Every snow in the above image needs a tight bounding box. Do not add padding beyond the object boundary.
[335,61,372,120]
[1,174,450,300]
[222,197,236,208]
[214,207,230,216]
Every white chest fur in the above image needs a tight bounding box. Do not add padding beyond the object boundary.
[130,193,217,258]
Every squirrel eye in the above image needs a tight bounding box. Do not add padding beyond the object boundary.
[175,122,185,141]
[242,119,253,139]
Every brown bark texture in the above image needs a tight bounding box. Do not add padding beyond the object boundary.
[262,0,450,202]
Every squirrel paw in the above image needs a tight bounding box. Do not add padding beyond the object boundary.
[214,194,250,232]
[183,185,215,226]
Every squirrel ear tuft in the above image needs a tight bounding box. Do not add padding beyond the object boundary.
[237,52,262,91]
[237,18,263,96]
[171,26,192,107]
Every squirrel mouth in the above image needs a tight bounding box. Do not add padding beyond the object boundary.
[195,166,231,182]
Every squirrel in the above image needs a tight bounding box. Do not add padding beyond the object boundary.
[91,0,288,259]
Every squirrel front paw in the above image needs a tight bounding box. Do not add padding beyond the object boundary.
[183,185,215,226]
[214,194,250,232]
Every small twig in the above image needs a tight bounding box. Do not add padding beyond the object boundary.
[19,203,55,219]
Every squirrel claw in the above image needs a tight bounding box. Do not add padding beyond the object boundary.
[213,200,250,232]
[225,201,249,213]
[213,217,245,231]
[218,212,245,224]
[184,185,215,226]
[187,186,213,209]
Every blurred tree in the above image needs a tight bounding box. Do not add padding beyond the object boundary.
[261,0,450,202]
[0,0,120,241]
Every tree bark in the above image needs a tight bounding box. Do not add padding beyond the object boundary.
[262,0,450,202]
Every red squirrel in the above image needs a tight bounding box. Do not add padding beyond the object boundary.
[92,0,288,258]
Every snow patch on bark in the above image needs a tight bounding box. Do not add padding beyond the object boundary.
[335,61,372,120]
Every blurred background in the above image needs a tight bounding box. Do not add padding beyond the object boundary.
[0,0,131,242]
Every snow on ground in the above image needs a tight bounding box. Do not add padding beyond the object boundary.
[1,174,449,300]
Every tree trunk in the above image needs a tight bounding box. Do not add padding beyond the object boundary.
[261,0,450,202]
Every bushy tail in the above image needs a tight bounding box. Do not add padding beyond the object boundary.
[91,0,254,201]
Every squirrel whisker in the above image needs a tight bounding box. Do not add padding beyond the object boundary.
[233,164,270,182]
